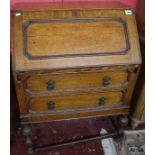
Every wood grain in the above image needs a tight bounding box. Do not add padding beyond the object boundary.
[27,70,128,91]
[26,19,127,58]
[21,106,129,124]
[12,9,141,71]
[12,8,141,124]
[29,91,123,112]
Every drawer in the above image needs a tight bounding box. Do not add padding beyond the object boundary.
[26,71,128,92]
[29,91,123,112]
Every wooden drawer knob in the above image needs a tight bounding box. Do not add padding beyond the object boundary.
[99,97,106,106]
[46,80,55,90]
[103,76,111,86]
[47,101,55,110]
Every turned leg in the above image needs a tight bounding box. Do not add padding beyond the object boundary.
[110,115,129,142]
[117,115,129,127]
[22,125,34,154]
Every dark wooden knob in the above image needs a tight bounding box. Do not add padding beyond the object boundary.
[103,76,110,86]
[47,101,55,110]
[99,97,106,106]
[46,80,55,90]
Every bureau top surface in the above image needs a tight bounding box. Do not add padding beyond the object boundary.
[12,8,141,71]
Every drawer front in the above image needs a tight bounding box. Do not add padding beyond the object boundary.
[29,91,123,112]
[26,71,128,91]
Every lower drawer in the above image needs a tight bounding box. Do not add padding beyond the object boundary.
[29,91,123,113]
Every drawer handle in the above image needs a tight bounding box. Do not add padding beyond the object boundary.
[103,76,111,86]
[47,101,55,110]
[99,97,106,106]
[46,80,55,90]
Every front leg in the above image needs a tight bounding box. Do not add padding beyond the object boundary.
[22,125,34,154]
[117,115,129,127]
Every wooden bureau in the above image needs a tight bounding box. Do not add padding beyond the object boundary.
[12,7,141,153]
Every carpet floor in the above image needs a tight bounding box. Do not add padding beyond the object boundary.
[11,116,144,155]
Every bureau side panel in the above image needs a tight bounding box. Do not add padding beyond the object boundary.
[13,72,28,114]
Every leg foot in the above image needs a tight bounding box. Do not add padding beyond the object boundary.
[22,125,34,154]
[110,116,124,141]
[27,146,34,154]
[117,115,129,127]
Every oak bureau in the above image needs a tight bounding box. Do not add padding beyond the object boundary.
[12,6,141,153]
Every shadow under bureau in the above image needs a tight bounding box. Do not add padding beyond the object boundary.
[12,7,141,153]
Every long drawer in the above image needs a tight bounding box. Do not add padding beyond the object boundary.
[28,91,123,113]
[26,71,128,92]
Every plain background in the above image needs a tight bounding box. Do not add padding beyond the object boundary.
[0,0,150,154]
